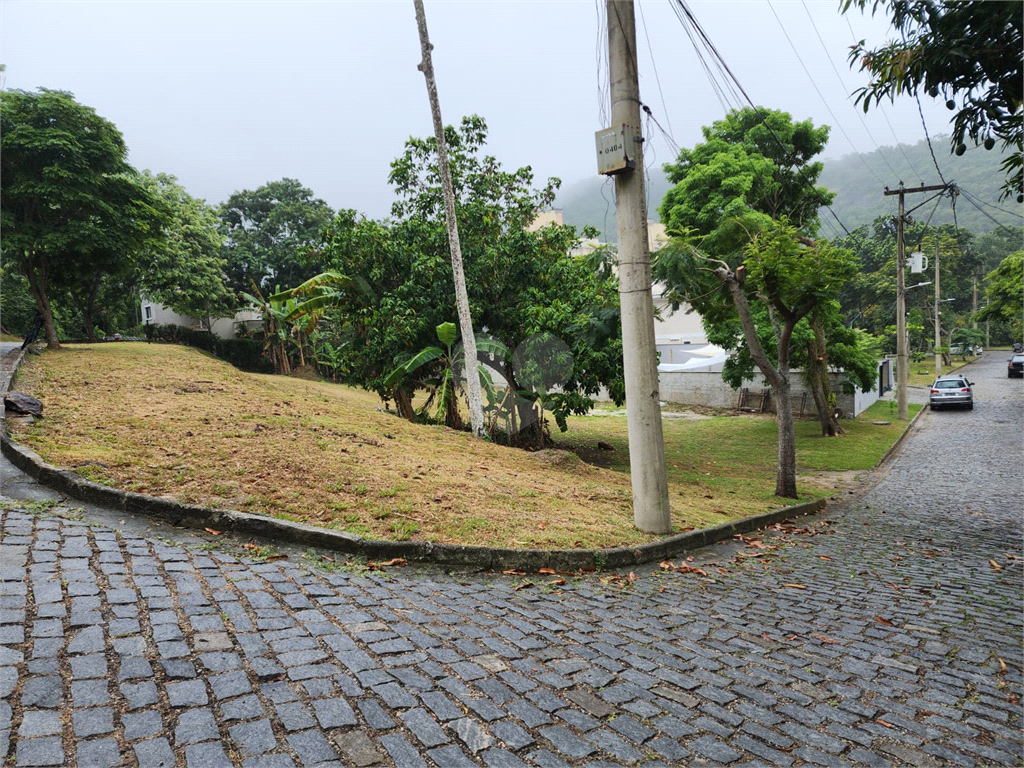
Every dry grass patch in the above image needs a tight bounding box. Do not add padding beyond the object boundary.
[10,343,734,549]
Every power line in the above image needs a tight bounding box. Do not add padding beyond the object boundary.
[916,93,948,185]
[765,0,887,188]
[957,188,1024,238]
[668,0,852,237]
[637,0,674,139]
[801,0,904,182]
[842,14,925,184]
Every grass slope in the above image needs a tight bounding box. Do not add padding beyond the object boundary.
[9,344,915,549]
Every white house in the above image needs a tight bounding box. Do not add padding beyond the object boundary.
[140,301,261,339]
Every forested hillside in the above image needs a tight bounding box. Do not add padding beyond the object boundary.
[554,137,1022,242]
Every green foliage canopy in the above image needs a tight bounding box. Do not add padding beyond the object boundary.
[219,178,335,300]
[842,0,1023,199]
[1,89,167,346]
[138,172,235,323]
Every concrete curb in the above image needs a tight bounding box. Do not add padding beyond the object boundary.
[1,347,827,571]
[874,403,929,469]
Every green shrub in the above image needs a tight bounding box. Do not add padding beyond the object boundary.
[143,324,272,373]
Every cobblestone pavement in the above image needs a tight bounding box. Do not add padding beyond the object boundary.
[1,354,1021,767]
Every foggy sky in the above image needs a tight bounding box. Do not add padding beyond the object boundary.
[2,0,958,218]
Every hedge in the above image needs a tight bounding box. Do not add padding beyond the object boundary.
[142,324,273,374]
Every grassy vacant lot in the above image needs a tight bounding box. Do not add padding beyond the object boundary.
[907,358,972,387]
[8,344,918,549]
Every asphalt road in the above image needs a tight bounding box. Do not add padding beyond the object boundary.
[0,352,1021,767]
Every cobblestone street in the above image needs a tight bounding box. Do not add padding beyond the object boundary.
[1,352,1021,767]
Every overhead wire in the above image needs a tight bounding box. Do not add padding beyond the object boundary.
[765,0,887,188]
[916,93,948,185]
[842,13,925,183]
[801,0,905,182]
[637,0,674,139]
[669,0,851,237]
[957,188,1024,238]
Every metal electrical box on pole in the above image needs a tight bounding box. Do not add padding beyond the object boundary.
[595,124,638,176]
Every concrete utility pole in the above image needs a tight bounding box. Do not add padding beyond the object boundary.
[413,0,485,438]
[934,241,942,379]
[884,182,948,420]
[606,0,672,534]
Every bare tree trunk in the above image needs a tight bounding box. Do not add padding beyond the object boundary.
[413,0,486,439]
[20,254,60,349]
[394,389,415,421]
[721,269,802,499]
[806,315,843,436]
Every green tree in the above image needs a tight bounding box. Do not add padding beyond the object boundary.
[219,178,334,300]
[660,106,833,238]
[137,172,236,330]
[658,107,858,436]
[658,218,857,498]
[977,251,1024,342]
[842,0,1023,200]
[313,117,624,444]
[1,89,166,347]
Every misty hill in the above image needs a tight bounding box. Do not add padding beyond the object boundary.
[554,137,1021,242]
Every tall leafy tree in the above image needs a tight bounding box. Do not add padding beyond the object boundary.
[842,0,1023,200]
[660,106,833,238]
[977,251,1023,342]
[659,218,857,497]
[313,117,624,444]
[137,172,236,329]
[1,89,165,347]
[657,107,863,437]
[218,178,334,300]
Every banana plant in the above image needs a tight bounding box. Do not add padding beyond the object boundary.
[240,283,300,375]
[268,271,352,334]
[384,322,508,430]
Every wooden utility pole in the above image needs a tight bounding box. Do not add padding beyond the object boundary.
[607,0,671,533]
[884,182,948,419]
[413,0,485,438]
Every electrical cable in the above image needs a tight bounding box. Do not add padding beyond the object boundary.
[842,14,925,183]
[801,0,904,181]
[915,94,947,185]
[766,0,887,187]
[957,189,1024,238]
[956,186,1024,221]
[637,0,674,139]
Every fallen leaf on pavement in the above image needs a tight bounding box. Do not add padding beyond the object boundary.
[998,658,1007,674]
[204,528,221,536]
[782,583,807,590]
[547,577,566,586]
[875,617,894,626]
[818,555,832,561]
[378,558,407,567]
[989,560,1003,571]
[875,719,895,728]
[503,569,526,575]
[813,634,843,645]
[538,567,556,575]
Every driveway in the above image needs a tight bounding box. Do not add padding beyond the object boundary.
[0,353,1020,767]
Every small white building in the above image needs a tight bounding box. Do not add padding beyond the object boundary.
[140,301,261,339]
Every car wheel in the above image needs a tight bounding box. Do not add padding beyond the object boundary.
[967,402,974,410]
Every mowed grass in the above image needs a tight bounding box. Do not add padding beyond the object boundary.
[8,344,915,549]
[907,358,973,387]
